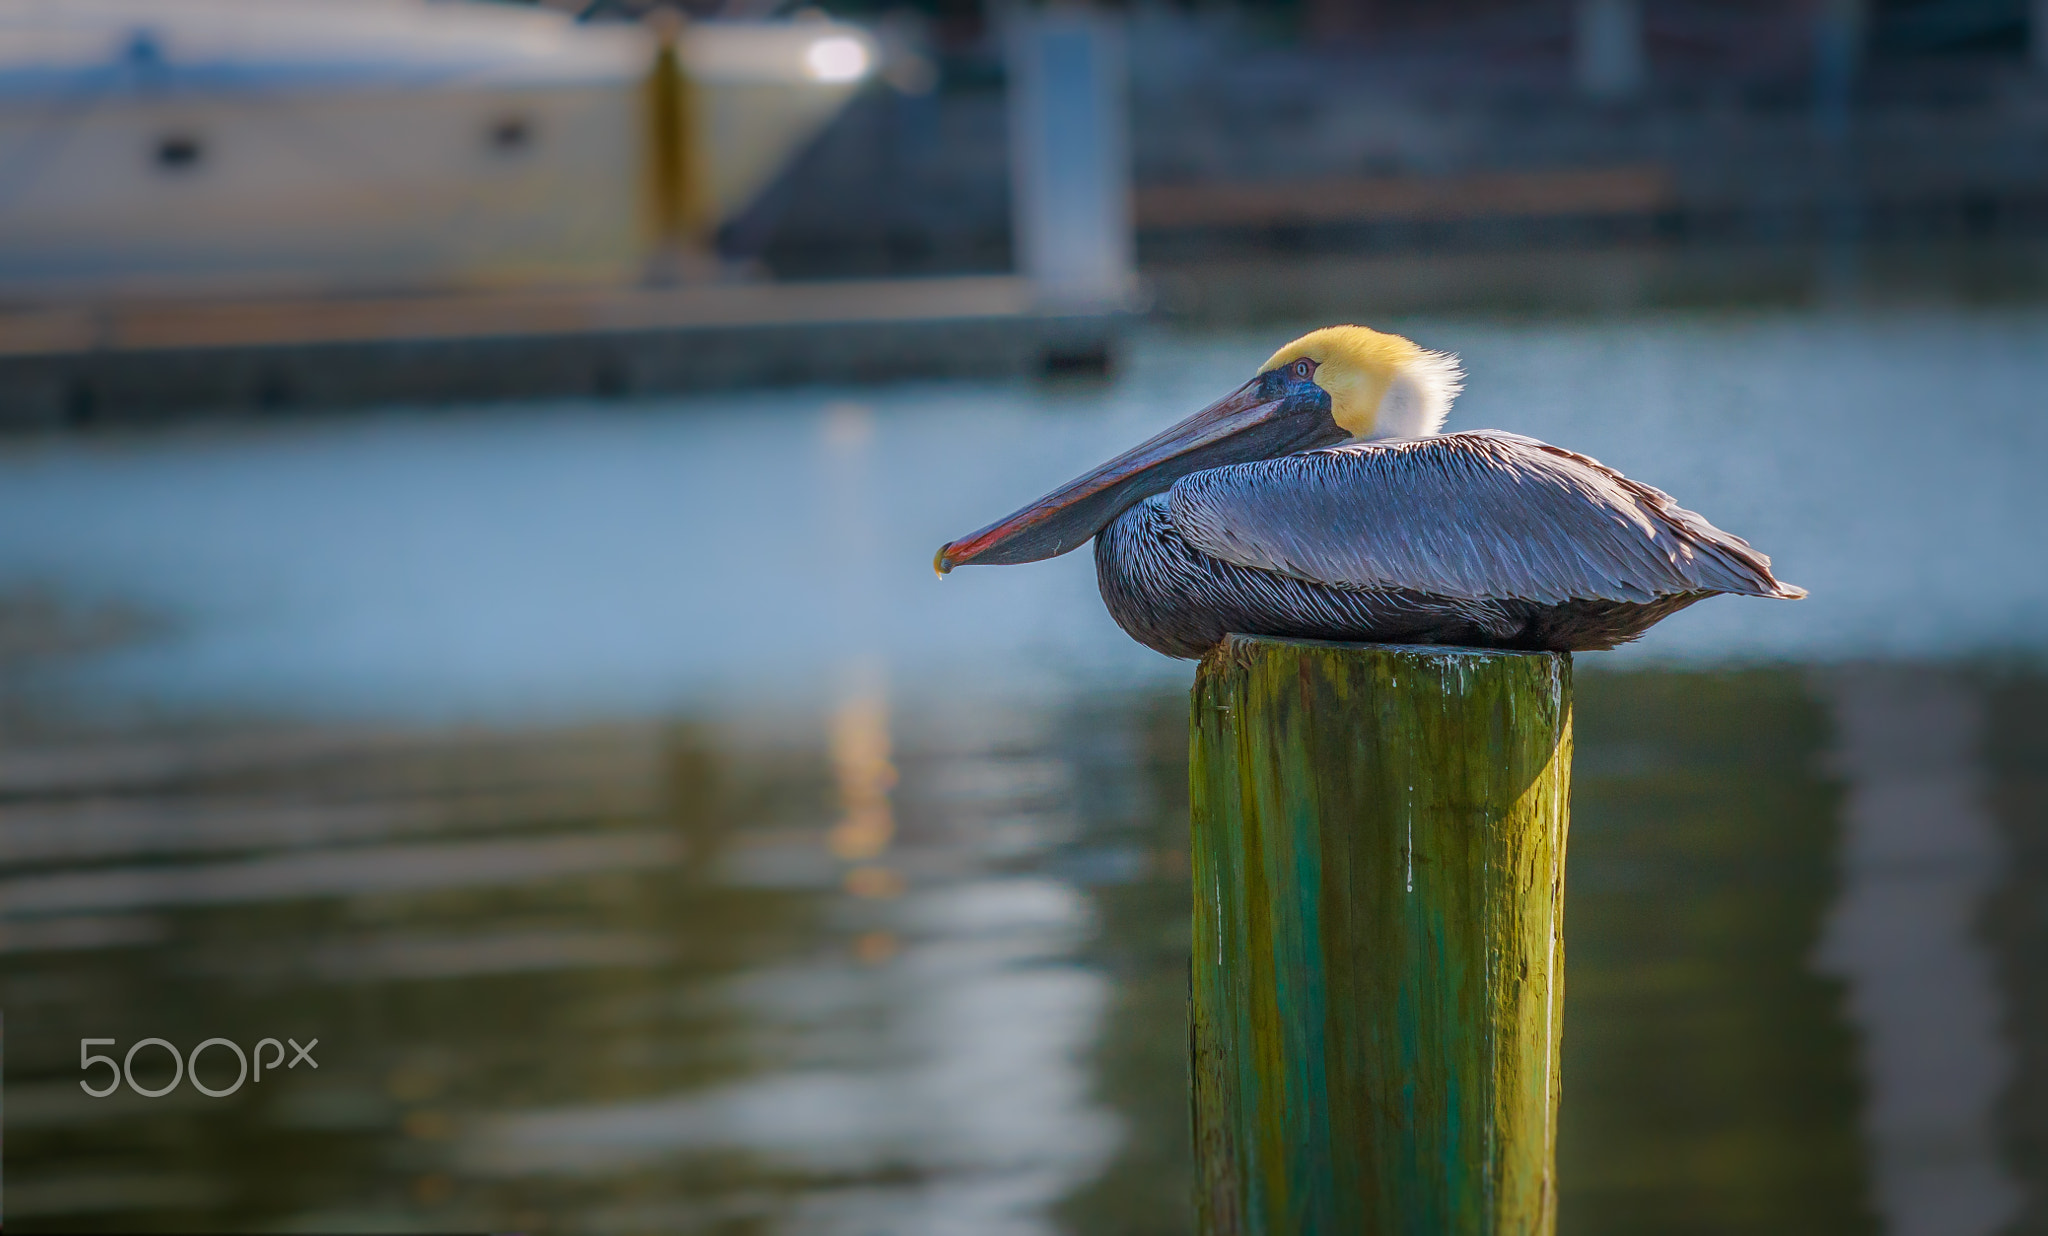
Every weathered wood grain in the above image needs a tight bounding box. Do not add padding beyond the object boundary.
[1189,634,1572,1236]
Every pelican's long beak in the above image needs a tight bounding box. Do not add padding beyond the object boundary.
[935,376,1341,573]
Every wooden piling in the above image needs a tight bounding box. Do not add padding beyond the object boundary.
[1189,635,1572,1236]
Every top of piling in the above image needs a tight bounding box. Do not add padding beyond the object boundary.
[1198,633,1571,678]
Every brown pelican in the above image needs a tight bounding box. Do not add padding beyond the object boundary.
[934,325,1803,658]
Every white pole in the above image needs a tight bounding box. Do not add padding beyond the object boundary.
[1007,7,1134,312]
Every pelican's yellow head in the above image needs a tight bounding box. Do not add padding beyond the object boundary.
[1260,325,1464,439]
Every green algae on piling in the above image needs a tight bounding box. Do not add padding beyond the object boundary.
[1190,635,1571,1236]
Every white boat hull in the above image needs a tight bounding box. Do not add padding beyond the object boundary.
[0,0,870,298]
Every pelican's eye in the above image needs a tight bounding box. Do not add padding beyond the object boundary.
[1291,358,1317,381]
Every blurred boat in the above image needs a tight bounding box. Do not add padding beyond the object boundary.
[0,0,873,298]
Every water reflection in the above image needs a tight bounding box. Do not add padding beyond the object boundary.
[1813,669,2023,1236]
[1560,670,1871,1232]
[0,694,1137,1233]
[3,665,2045,1232]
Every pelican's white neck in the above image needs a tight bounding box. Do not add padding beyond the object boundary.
[1365,349,1464,439]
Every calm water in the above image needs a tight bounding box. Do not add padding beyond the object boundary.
[1,307,2046,1234]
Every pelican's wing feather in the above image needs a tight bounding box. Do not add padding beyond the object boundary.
[1166,431,1802,605]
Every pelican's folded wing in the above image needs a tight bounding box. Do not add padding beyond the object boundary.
[1166,431,1803,605]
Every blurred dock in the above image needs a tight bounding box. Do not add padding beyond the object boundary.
[0,276,1124,425]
